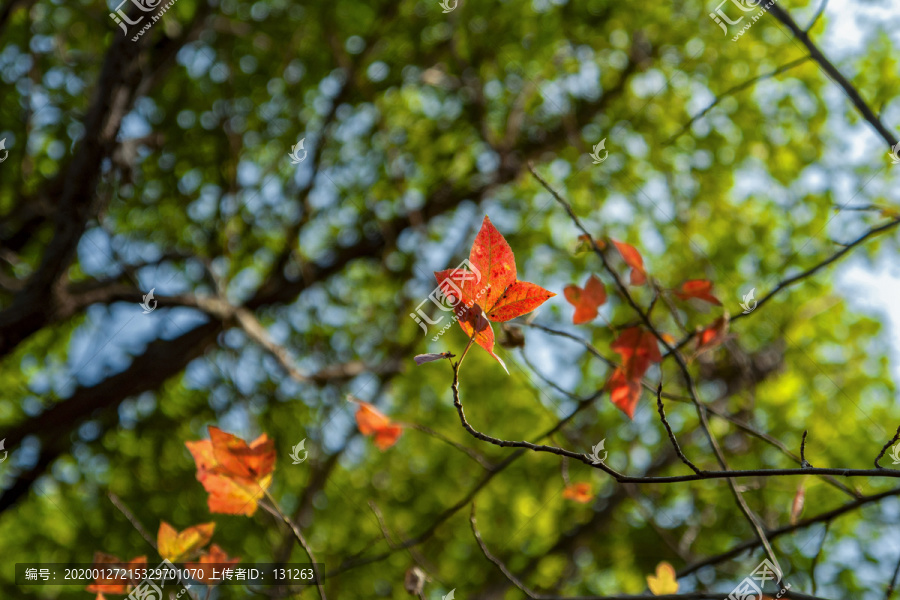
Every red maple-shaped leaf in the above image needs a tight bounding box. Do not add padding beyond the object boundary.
[607,367,643,419]
[85,552,146,594]
[695,315,729,356]
[433,216,554,370]
[185,426,276,516]
[607,327,662,418]
[611,327,662,380]
[612,239,647,286]
[353,399,403,450]
[564,274,607,324]
[158,521,215,563]
[673,279,721,305]
[562,482,593,503]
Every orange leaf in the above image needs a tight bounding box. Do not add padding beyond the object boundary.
[354,400,403,450]
[564,274,606,324]
[433,216,554,369]
[185,427,275,516]
[647,561,679,595]
[673,279,721,305]
[562,483,593,503]
[611,327,662,380]
[488,280,555,322]
[607,367,643,419]
[85,553,146,594]
[158,521,216,563]
[184,544,241,584]
[695,315,729,355]
[612,239,647,285]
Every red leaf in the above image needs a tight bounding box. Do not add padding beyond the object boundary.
[467,215,518,312]
[696,315,729,355]
[562,483,593,503]
[185,427,276,516]
[611,327,662,380]
[434,268,483,309]
[458,304,508,374]
[564,274,607,324]
[433,216,554,370]
[354,400,403,450]
[488,280,555,322]
[674,279,721,305]
[612,239,647,285]
[607,367,643,419]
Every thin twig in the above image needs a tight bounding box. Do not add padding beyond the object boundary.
[656,383,701,474]
[261,491,327,600]
[810,522,829,596]
[108,492,158,551]
[767,3,897,147]
[470,504,539,599]
[886,547,900,600]
[401,422,494,469]
[666,56,810,144]
[805,0,828,31]
[800,430,812,468]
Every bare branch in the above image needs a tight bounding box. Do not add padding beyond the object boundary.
[656,383,702,474]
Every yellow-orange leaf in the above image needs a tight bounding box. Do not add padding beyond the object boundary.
[353,399,403,450]
[647,561,679,595]
[673,279,721,305]
[158,521,216,563]
[85,553,146,594]
[695,315,730,356]
[564,275,607,324]
[185,426,276,516]
[185,544,241,583]
[612,239,647,285]
[562,483,593,503]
